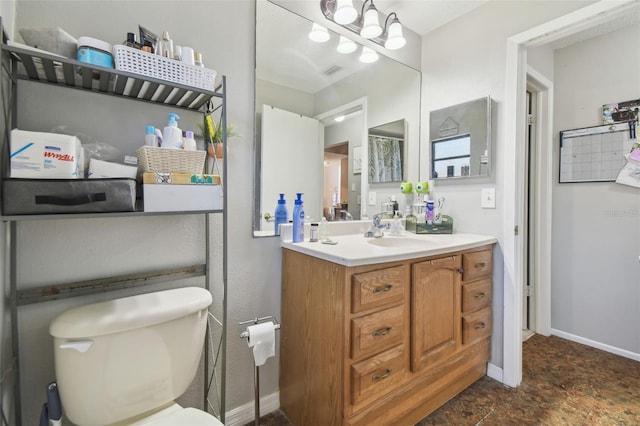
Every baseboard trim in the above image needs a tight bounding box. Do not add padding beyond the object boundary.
[551,329,640,362]
[224,391,280,426]
[486,362,503,383]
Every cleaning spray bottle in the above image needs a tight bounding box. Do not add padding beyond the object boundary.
[292,193,305,243]
[274,193,288,236]
[161,113,182,149]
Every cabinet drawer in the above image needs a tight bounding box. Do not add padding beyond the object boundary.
[462,249,492,282]
[462,278,492,313]
[351,305,405,360]
[350,344,408,407]
[351,266,407,313]
[462,307,491,345]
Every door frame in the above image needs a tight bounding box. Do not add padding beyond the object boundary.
[525,67,553,338]
[502,0,639,388]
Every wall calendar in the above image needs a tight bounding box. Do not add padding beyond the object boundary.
[559,121,635,183]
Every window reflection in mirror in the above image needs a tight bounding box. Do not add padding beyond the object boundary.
[432,134,471,178]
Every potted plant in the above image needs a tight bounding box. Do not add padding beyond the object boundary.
[198,115,239,158]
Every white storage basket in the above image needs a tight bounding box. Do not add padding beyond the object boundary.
[113,45,216,91]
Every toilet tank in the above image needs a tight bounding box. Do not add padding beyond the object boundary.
[49,287,212,426]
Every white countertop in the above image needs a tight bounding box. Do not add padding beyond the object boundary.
[281,230,497,267]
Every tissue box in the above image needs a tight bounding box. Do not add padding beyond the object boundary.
[143,184,223,212]
[19,27,78,58]
[10,129,84,179]
[88,159,138,179]
[1,178,136,215]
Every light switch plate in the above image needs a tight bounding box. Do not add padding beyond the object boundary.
[481,188,496,209]
[368,191,377,206]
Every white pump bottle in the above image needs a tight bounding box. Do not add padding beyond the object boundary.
[161,113,183,149]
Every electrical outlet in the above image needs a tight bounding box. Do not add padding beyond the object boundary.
[368,191,377,206]
[481,188,496,209]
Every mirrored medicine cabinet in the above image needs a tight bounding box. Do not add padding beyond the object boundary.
[429,96,492,180]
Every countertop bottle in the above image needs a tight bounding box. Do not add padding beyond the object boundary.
[145,125,157,147]
[161,113,182,149]
[158,31,174,59]
[310,223,319,242]
[319,217,329,241]
[292,193,305,243]
[274,193,288,236]
[183,130,197,151]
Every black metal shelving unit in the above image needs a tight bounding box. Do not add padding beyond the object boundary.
[0,21,228,425]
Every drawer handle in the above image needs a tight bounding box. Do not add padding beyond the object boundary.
[474,292,486,299]
[474,322,486,330]
[372,368,392,381]
[372,327,392,336]
[373,284,393,293]
[475,262,487,269]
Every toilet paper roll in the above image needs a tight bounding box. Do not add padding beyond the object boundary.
[247,322,276,366]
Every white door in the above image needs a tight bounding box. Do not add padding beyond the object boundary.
[261,105,322,233]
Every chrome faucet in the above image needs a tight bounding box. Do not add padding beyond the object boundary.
[364,213,390,238]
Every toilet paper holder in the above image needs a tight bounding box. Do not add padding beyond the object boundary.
[239,316,280,426]
[238,316,280,338]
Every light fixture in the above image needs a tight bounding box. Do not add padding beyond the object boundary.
[308,23,330,43]
[359,46,379,63]
[337,36,357,54]
[334,0,358,25]
[360,0,382,39]
[320,0,406,51]
[383,13,406,50]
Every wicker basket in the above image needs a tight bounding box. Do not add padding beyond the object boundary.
[136,146,206,174]
[113,45,217,91]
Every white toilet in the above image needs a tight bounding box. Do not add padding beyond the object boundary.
[49,287,224,426]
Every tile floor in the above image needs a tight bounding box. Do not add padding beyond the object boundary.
[245,334,640,425]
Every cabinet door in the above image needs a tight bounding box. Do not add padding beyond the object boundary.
[411,255,462,372]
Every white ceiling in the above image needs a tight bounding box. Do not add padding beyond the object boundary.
[257,1,639,95]
[372,0,489,36]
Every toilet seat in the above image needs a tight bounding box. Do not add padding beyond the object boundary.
[125,404,224,426]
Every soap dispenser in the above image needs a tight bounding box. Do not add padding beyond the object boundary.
[161,113,182,149]
[274,193,288,236]
[292,193,305,243]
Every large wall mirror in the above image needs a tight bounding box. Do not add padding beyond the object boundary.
[254,0,421,236]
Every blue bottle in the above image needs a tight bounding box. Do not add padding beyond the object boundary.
[274,193,288,235]
[292,193,305,243]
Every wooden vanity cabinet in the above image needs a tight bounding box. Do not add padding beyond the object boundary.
[280,244,494,426]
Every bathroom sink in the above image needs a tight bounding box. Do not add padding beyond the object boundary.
[367,237,437,249]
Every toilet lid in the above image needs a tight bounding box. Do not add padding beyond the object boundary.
[142,408,224,426]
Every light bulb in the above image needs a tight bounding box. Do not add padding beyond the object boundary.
[359,46,379,63]
[334,0,358,25]
[384,18,406,50]
[337,36,357,54]
[360,4,382,39]
[309,23,330,43]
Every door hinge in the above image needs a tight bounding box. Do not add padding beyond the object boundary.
[527,114,535,125]
[526,285,534,297]
[514,225,519,236]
